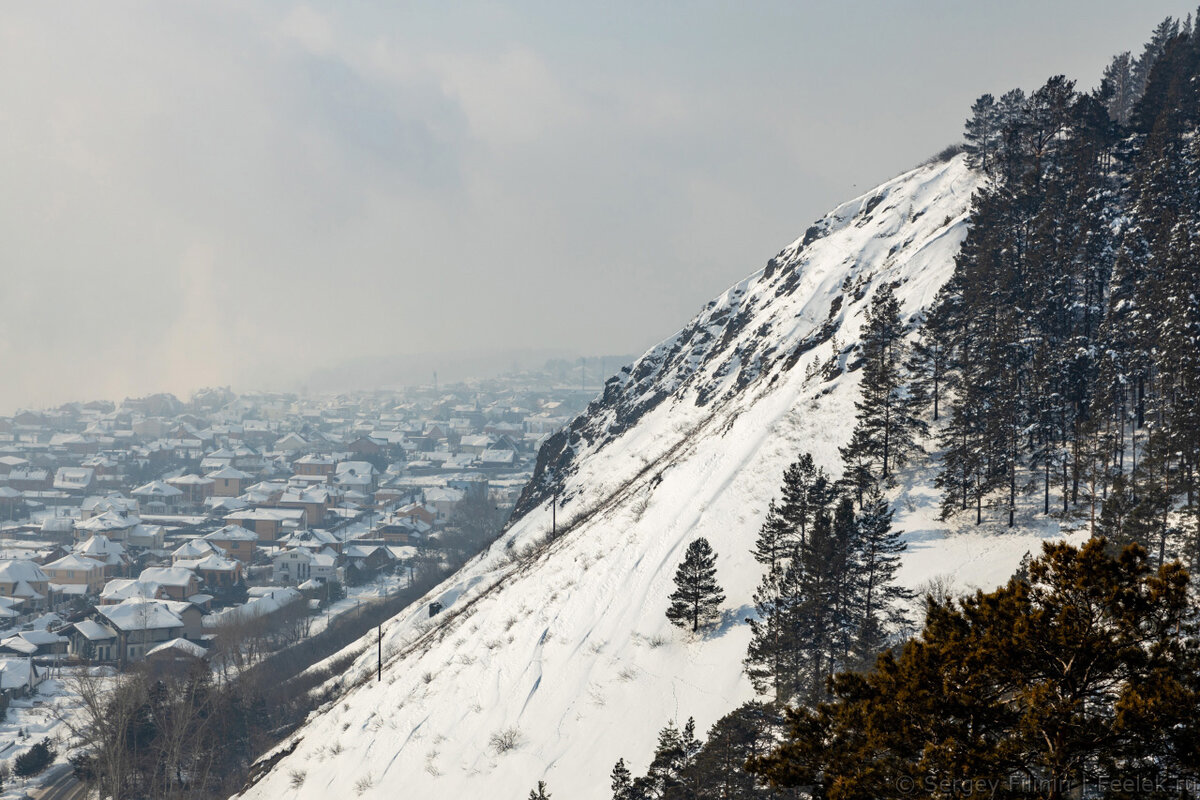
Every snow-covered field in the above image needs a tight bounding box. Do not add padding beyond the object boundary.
[239,155,1088,800]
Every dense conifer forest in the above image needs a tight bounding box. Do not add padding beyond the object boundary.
[610,13,1200,799]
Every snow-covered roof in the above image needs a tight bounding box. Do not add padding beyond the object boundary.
[100,579,161,602]
[0,637,36,654]
[176,554,239,572]
[172,539,220,560]
[0,657,37,689]
[53,467,94,490]
[147,638,207,659]
[208,466,252,480]
[97,600,184,631]
[76,510,140,532]
[16,630,66,647]
[44,554,104,573]
[204,524,258,542]
[167,473,214,486]
[139,567,199,588]
[204,588,301,628]
[131,480,184,498]
[73,619,118,641]
[0,559,49,585]
[74,534,126,558]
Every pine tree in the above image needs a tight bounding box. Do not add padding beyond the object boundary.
[690,702,781,800]
[850,486,913,668]
[666,539,725,632]
[963,93,1000,173]
[776,452,831,549]
[840,283,926,496]
[1103,51,1137,124]
[610,758,635,800]
[643,720,687,799]
[790,508,842,704]
[744,563,796,703]
[750,500,789,571]
[528,780,551,800]
[751,540,1200,797]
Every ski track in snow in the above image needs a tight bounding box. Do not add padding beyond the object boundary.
[238,155,1087,800]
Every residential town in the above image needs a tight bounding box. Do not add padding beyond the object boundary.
[0,372,595,704]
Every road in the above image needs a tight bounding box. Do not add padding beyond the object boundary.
[31,762,85,800]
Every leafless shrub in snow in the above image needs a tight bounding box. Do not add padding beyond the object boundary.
[646,633,668,649]
[421,671,434,684]
[354,774,373,795]
[919,574,957,609]
[489,727,524,754]
[631,496,650,521]
[617,666,639,682]
[289,769,306,789]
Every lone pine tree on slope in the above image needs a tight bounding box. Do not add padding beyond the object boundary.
[666,538,726,632]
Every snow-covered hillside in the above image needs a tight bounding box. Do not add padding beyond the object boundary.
[239,154,1085,800]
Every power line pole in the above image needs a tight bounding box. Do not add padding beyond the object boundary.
[377,623,382,682]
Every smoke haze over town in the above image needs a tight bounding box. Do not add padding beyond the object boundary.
[0,1,1179,411]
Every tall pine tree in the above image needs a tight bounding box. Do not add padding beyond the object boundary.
[666,538,725,633]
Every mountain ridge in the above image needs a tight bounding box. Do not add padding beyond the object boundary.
[238,153,1082,800]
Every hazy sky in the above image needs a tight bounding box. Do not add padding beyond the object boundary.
[0,1,1189,411]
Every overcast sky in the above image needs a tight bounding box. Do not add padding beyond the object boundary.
[0,1,1189,411]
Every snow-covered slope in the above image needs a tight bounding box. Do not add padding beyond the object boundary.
[240,154,1084,800]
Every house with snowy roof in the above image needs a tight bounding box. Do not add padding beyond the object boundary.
[99,578,165,605]
[145,637,208,671]
[0,657,43,698]
[131,480,184,512]
[166,473,215,506]
[209,466,252,497]
[53,467,95,493]
[224,508,305,541]
[137,567,201,601]
[83,599,188,663]
[273,432,308,453]
[272,548,336,585]
[73,534,130,576]
[43,553,106,595]
[0,630,68,659]
[0,560,50,612]
[172,538,221,564]
[292,453,337,478]
[0,455,30,475]
[274,486,331,526]
[6,467,51,492]
[202,524,257,563]
[423,486,465,521]
[73,509,140,542]
[334,461,377,494]
[174,554,242,590]
[80,492,138,519]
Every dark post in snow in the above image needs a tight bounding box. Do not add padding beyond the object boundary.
[377,623,382,682]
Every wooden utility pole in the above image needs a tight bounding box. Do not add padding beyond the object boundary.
[377,624,382,682]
